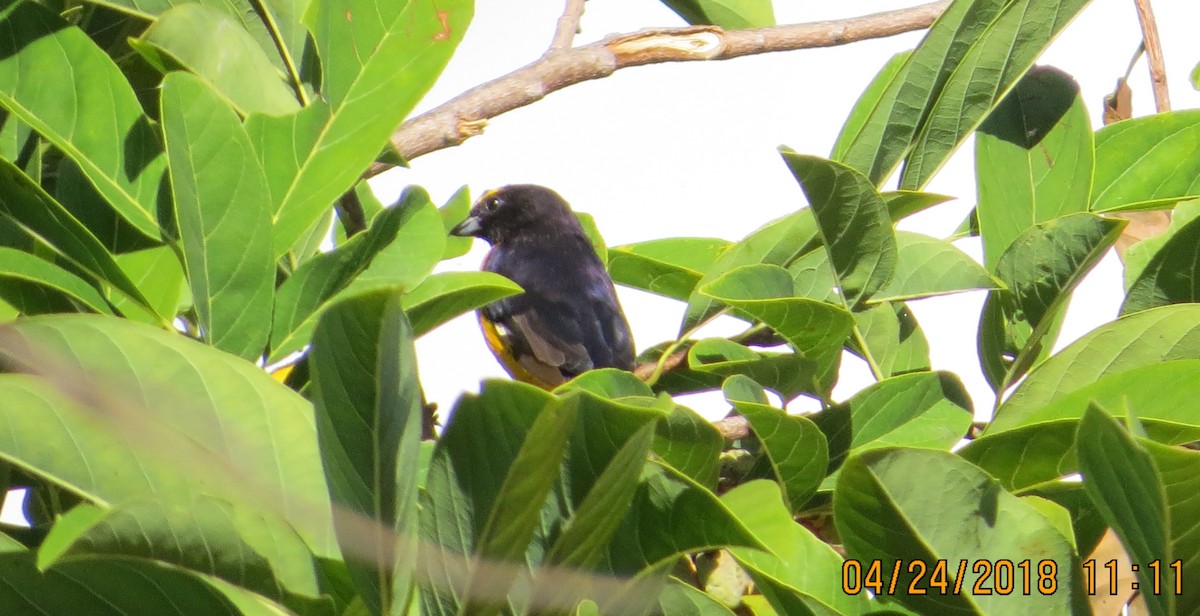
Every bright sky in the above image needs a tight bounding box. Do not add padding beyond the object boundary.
[375,0,1200,423]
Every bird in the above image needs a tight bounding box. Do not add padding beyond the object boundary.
[449,184,635,389]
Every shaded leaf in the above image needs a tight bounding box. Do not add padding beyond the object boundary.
[0,247,112,315]
[403,271,522,337]
[1121,212,1200,314]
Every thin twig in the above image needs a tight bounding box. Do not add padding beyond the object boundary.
[549,0,586,52]
[366,0,951,175]
[1133,0,1170,112]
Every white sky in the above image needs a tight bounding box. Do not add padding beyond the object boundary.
[380,0,1200,423]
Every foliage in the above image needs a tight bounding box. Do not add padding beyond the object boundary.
[0,0,1195,614]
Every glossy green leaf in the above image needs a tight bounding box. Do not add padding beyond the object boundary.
[979,213,1124,390]
[0,1,165,238]
[0,247,112,314]
[724,376,827,513]
[724,481,867,616]
[270,188,439,362]
[0,159,155,318]
[1092,109,1200,212]
[0,315,336,558]
[609,237,732,301]
[0,552,242,614]
[268,0,471,254]
[1076,406,1187,616]
[975,66,1093,269]
[658,0,774,28]
[780,151,896,304]
[1121,213,1200,314]
[38,498,320,608]
[135,5,300,116]
[311,290,423,615]
[900,0,1093,190]
[701,264,854,389]
[873,231,998,302]
[403,271,522,337]
[162,72,274,360]
[834,448,1088,614]
[683,210,818,333]
[991,304,1200,433]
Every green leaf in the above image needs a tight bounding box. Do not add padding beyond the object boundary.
[311,290,423,615]
[872,231,998,302]
[38,498,320,608]
[831,51,911,164]
[1075,406,1179,615]
[653,403,722,489]
[701,263,855,390]
[1123,199,1200,290]
[1093,109,1200,212]
[0,159,156,318]
[1192,61,1200,90]
[834,448,1088,614]
[657,0,774,28]
[991,304,1200,433]
[0,1,165,238]
[780,151,896,304]
[162,72,274,360]
[975,66,1093,269]
[0,247,112,314]
[900,0,1093,190]
[881,189,956,221]
[268,0,471,254]
[850,303,933,378]
[110,246,185,325]
[724,481,868,616]
[270,188,440,362]
[0,552,242,614]
[723,376,827,513]
[979,213,1124,390]
[0,315,336,558]
[134,4,300,116]
[1121,213,1200,314]
[609,237,732,301]
[403,271,522,337]
[688,338,818,401]
[683,211,818,333]
[657,578,738,615]
[438,186,473,259]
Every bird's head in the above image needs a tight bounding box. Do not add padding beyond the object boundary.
[450,184,580,245]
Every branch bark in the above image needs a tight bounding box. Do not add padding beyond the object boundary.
[1133,0,1170,113]
[549,0,587,52]
[367,0,951,176]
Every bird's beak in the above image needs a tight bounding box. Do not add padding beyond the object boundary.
[450,215,483,237]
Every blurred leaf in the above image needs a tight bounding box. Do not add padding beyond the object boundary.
[835,0,1090,189]
[872,231,998,302]
[1192,61,1200,90]
[558,368,655,399]
[609,237,732,301]
[701,264,854,390]
[266,0,470,255]
[311,290,423,614]
[724,376,827,513]
[439,186,473,259]
[724,481,868,616]
[780,151,896,304]
[0,159,156,318]
[1093,110,1200,212]
[0,247,112,314]
[270,188,439,362]
[653,403,722,489]
[1077,406,1194,615]
[658,0,774,28]
[1121,213,1200,314]
[657,578,737,615]
[162,72,274,360]
[683,211,817,333]
[975,66,1092,269]
[575,212,607,264]
[0,1,165,238]
[403,271,522,337]
[38,498,320,609]
[0,552,243,614]
[835,448,1088,614]
[979,213,1124,390]
[134,4,300,115]
[0,315,336,557]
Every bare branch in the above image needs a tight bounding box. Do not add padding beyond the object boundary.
[1133,0,1170,112]
[367,0,951,176]
[549,0,586,52]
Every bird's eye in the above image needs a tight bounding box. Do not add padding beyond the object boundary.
[483,197,501,213]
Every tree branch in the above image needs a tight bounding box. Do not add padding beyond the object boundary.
[549,0,586,52]
[1133,0,1170,113]
[366,0,951,176]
